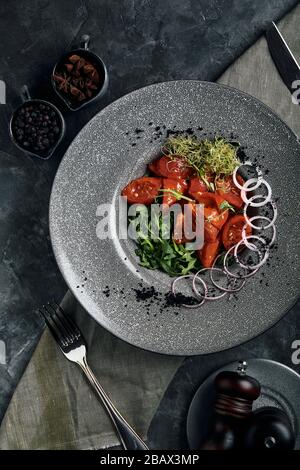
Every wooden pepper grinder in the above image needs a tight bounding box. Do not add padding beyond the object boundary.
[199,361,261,450]
[243,407,295,449]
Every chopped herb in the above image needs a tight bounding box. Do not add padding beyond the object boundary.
[160,189,194,202]
[219,200,236,212]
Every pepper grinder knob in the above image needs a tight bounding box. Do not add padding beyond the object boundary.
[237,360,248,375]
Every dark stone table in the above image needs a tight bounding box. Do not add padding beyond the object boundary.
[0,0,299,439]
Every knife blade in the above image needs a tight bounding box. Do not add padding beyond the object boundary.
[266,21,300,96]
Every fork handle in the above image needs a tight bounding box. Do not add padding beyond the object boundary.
[78,357,149,450]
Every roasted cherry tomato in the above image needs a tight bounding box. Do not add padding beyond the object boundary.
[192,192,218,207]
[173,203,198,244]
[148,162,158,175]
[204,207,229,230]
[204,220,219,243]
[188,199,219,243]
[216,175,245,209]
[173,211,194,244]
[188,177,208,199]
[162,178,188,206]
[197,237,222,268]
[121,177,162,205]
[148,155,194,180]
[221,214,251,251]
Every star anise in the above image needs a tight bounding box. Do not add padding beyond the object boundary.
[53,73,70,93]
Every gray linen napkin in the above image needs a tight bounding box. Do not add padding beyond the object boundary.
[0,292,182,449]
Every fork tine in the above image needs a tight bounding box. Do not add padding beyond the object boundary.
[39,307,68,348]
[47,303,75,344]
[54,301,82,339]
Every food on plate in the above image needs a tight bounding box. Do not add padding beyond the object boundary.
[122,136,245,269]
[121,135,277,308]
[121,177,162,205]
[222,214,252,251]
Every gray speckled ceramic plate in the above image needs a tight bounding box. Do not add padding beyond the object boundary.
[49,80,300,355]
[187,359,300,449]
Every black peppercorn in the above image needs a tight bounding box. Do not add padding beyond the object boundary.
[11,101,62,156]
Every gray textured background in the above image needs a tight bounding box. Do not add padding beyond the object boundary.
[0,0,299,425]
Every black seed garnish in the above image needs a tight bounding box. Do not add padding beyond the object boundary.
[164,291,198,307]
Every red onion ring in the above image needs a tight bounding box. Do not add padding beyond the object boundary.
[241,179,272,207]
[209,266,246,294]
[211,256,246,292]
[168,161,276,308]
[233,235,269,271]
[193,268,227,300]
[223,245,260,279]
[242,216,276,248]
[172,274,207,308]
[233,162,263,192]
[244,198,277,230]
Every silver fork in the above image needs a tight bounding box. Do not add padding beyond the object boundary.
[39,302,148,450]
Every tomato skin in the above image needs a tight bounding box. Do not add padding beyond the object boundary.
[173,212,185,244]
[162,178,188,206]
[121,177,162,205]
[222,214,252,251]
[197,237,222,268]
[188,177,208,199]
[148,162,158,175]
[193,192,217,207]
[173,210,195,244]
[204,220,219,243]
[204,207,229,230]
[216,175,244,209]
[148,155,194,180]
[187,198,220,243]
[173,202,199,244]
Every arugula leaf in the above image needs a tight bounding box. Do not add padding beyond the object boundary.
[131,208,201,276]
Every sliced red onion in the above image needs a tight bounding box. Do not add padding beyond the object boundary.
[209,265,246,292]
[193,268,227,300]
[244,199,277,229]
[233,162,263,192]
[172,274,207,308]
[223,245,260,279]
[241,179,272,207]
[233,235,269,271]
[242,216,277,248]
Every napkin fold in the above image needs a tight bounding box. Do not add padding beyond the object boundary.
[0,292,182,449]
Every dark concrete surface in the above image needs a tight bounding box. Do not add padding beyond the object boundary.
[0,0,298,426]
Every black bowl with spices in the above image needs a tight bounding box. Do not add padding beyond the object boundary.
[52,34,108,111]
[10,85,65,160]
